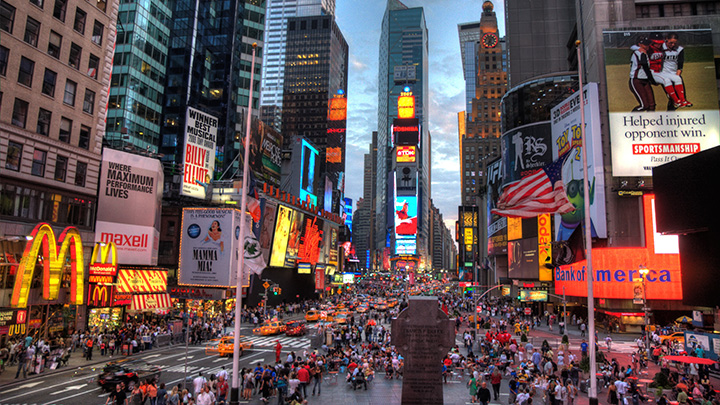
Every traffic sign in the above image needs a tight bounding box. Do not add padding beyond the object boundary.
[524,308,531,315]
[263,281,270,289]
[476,306,482,313]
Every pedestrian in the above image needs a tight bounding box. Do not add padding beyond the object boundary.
[107,383,128,405]
[311,362,322,396]
[566,379,577,405]
[580,322,586,337]
[14,344,27,379]
[468,374,478,403]
[606,335,613,351]
[478,381,492,405]
[275,340,282,364]
[491,367,502,400]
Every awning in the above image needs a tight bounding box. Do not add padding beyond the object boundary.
[130,293,171,312]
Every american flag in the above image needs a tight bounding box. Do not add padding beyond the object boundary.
[491,153,576,218]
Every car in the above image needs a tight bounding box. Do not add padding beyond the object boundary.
[660,331,685,344]
[253,320,287,336]
[205,338,221,355]
[374,302,388,311]
[335,313,349,324]
[305,310,320,322]
[217,335,253,357]
[97,359,161,392]
[286,320,307,336]
[356,305,369,313]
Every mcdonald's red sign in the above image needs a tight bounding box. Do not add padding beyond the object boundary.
[88,283,113,307]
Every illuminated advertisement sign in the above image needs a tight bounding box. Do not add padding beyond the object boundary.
[179,208,244,287]
[342,273,355,284]
[464,228,474,245]
[284,210,305,268]
[501,286,511,296]
[11,223,85,308]
[551,82,608,240]
[603,29,719,176]
[555,194,682,299]
[520,290,548,302]
[538,214,552,281]
[96,148,163,266]
[394,196,418,255]
[328,95,347,121]
[343,197,353,231]
[298,216,324,265]
[270,205,293,268]
[508,237,538,280]
[500,122,553,185]
[393,118,420,146]
[117,269,167,293]
[243,118,283,188]
[298,262,312,274]
[89,242,118,276]
[315,265,325,290]
[396,146,416,162]
[395,163,418,196]
[486,159,507,255]
[87,283,114,307]
[181,107,218,199]
[0,309,27,337]
[397,93,415,118]
[300,139,319,206]
[258,201,277,262]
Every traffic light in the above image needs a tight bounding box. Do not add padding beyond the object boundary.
[273,286,278,295]
[278,288,282,295]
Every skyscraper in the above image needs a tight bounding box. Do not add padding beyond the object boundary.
[105,0,171,154]
[376,0,430,268]
[160,0,265,195]
[260,0,335,130]
[281,14,348,214]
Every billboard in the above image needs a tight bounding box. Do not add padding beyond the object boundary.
[298,216,324,265]
[395,162,418,196]
[284,210,305,267]
[538,214,552,281]
[394,196,418,255]
[239,117,283,188]
[508,237,538,280]
[270,205,293,268]
[300,139,319,206]
[258,200,277,262]
[554,195,682,299]
[396,146,416,162]
[603,29,720,177]
[486,159,507,255]
[519,290,548,302]
[116,269,167,293]
[181,107,218,198]
[551,82,608,240]
[393,118,420,146]
[95,148,163,265]
[179,208,244,287]
[501,122,553,185]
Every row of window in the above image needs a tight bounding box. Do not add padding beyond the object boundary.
[5,140,87,186]
[1,0,105,45]
[637,2,718,18]
[0,182,95,228]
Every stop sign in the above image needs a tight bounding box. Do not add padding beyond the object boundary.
[524,308,531,315]
[476,306,482,313]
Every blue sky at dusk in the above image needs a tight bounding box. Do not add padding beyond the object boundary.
[335,0,506,232]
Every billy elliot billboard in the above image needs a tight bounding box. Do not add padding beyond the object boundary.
[181,107,218,199]
[603,29,720,177]
[95,149,163,266]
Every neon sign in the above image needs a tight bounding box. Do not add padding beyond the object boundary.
[89,242,118,276]
[327,96,347,121]
[396,146,416,163]
[11,223,85,308]
[397,93,415,119]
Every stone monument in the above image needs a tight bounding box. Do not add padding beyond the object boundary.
[391,296,455,405]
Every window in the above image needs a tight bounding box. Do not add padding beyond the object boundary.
[24,17,40,46]
[48,30,62,58]
[37,108,51,135]
[91,20,103,45]
[0,45,8,76]
[31,149,47,177]
[96,0,106,12]
[79,125,90,149]
[59,117,72,143]
[11,98,28,128]
[0,1,14,33]
[42,68,57,96]
[73,8,86,33]
[53,0,67,21]
[54,155,68,182]
[30,0,44,7]
[18,57,34,87]
[87,54,99,78]
[5,141,22,171]
[74,161,87,186]
[83,89,95,114]
[63,80,76,105]
[69,43,81,69]
[673,4,683,16]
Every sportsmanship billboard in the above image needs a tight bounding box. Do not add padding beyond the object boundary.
[500,122,553,185]
[179,208,244,287]
[181,107,218,199]
[394,196,418,255]
[95,149,163,265]
[603,29,720,177]
[551,82,608,240]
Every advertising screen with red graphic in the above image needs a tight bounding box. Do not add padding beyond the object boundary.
[554,194,682,299]
[394,196,417,255]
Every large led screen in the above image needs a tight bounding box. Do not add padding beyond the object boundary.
[269,205,293,268]
[300,139,319,206]
[603,29,719,176]
[394,196,418,255]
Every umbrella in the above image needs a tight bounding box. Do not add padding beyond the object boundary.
[367,319,376,326]
[676,315,693,323]
[664,355,717,365]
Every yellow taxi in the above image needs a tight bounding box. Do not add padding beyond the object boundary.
[217,336,253,357]
[335,310,350,324]
[252,320,287,336]
[659,331,685,344]
[305,310,320,322]
[387,299,399,308]
[336,303,346,309]
[356,305,369,314]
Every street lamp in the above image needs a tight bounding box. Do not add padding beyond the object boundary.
[639,265,650,353]
[405,265,409,300]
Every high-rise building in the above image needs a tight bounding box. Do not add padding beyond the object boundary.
[376,0,430,268]
[352,197,372,270]
[160,0,265,194]
[458,22,481,118]
[105,0,171,154]
[259,0,335,129]
[281,14,348,214]
[0,0,118,237]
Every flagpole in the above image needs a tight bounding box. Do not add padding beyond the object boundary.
[230,42,256,405]
[576,40,597,405]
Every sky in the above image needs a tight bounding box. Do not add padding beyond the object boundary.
[335,0,506,235]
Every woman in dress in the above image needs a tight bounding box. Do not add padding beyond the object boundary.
[468,374,478,403]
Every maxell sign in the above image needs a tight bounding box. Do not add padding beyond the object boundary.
[95,149,163,265]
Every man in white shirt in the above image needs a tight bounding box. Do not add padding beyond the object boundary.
[216,366,228,381]
[615,378,628,402]
[195,386,215,405]
[193,372,207,397]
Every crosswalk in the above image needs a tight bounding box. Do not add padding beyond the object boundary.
[244,335,312,349]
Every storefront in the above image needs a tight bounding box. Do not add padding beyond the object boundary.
[88,307,123,331]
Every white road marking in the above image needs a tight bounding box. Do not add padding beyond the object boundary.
[50,383,87,395]
[1,381,45,393]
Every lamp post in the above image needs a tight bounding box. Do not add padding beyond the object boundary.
[405,265,410,301]
[639,265,650,353]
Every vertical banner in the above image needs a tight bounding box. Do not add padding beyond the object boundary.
[315,265,325,290]
[551,82,607,240]
[269,206,293,268]
[181,107,218,199]
[537,214,552,281]
[633,278,645,304]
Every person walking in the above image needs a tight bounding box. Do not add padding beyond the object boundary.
[478,381,492,405]
[491,367,502,400]
[311,362,322,396]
